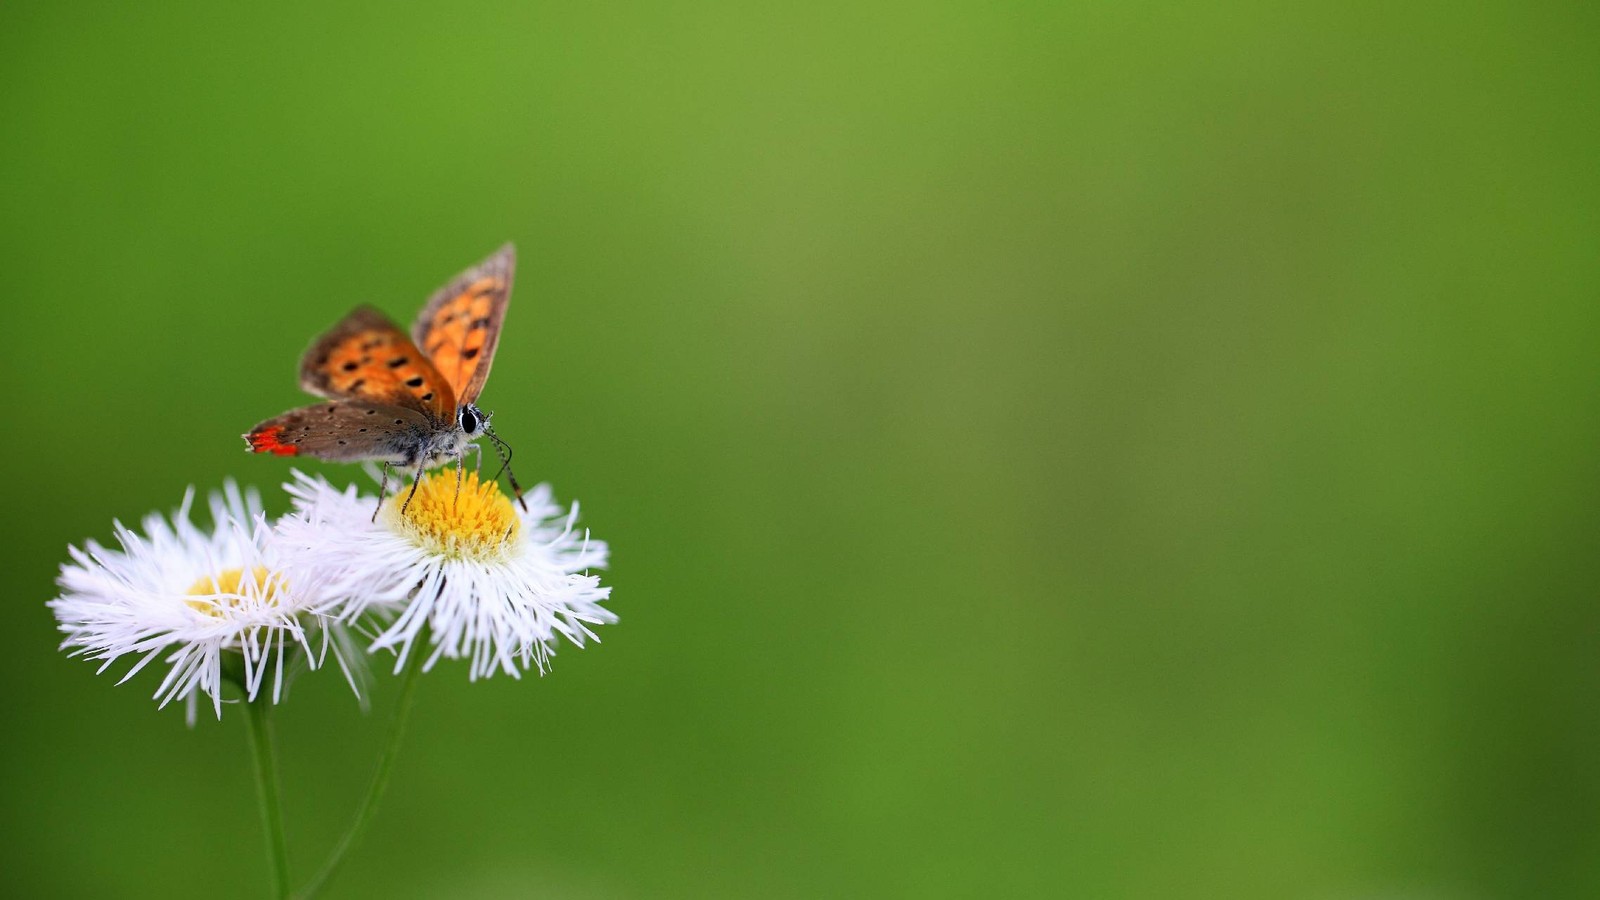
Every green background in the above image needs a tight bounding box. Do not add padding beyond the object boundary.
[3,2,1597,897]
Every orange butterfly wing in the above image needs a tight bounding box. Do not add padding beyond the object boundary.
[299,305,456,422]
[411,244,514,406]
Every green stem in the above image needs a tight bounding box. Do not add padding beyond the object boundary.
[244,693,292,899]
[295,647,427,900]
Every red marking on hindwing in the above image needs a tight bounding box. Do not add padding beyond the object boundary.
[247,425,298,456]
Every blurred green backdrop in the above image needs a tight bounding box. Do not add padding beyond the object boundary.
[3,2,1598,898]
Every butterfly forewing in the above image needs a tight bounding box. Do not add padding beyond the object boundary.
[246,403,434,462]
[411,244,513,406]
[300,305,456,422]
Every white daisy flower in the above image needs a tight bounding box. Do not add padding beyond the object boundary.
[276,467,614,680]
[49,483,356,723]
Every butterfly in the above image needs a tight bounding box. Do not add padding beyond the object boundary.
[244,244,525,513]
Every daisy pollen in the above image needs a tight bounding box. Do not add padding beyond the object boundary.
[386,469,520,561]
[186,566,285,617]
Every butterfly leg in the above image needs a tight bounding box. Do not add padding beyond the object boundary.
[450,445,486,509]
[454,448,465,507]
[399,469,423,517]
[371,462,393,523]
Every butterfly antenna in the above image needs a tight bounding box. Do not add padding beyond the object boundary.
[484,425,527,511]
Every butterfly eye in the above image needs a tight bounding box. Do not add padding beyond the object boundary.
[459,407,480,435]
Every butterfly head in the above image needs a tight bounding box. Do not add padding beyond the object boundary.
[415,405,491,469]
[458,404,488,438]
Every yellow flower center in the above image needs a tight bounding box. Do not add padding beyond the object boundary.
[185,566,284,617]
[385,467,521,561]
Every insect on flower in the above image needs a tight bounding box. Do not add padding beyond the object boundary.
[244,245,526,515]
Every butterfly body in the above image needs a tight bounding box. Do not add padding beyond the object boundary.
[245,246,519,501]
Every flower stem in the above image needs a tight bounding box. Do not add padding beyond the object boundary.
[244,694,292,899]
[295,648,427,900]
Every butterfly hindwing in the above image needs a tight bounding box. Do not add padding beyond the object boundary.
[299,305,456,422]
[245,402,433,463]
[411,244,514,406]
